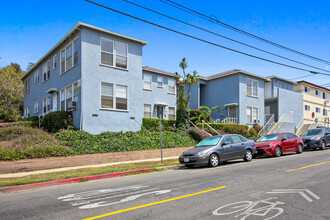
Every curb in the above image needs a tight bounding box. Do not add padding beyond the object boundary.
[0,168,155,193]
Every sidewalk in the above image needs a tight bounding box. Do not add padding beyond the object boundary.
[0,156,178,178]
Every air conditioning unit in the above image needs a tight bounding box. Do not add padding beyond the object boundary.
[68,101,77,110]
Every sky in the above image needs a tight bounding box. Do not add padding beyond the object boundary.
[0,0,329,86]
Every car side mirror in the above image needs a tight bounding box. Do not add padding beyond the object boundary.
[221,143,227,146]
[281,138,287,142]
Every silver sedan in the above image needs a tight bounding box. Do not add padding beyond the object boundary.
[179,134,256,168]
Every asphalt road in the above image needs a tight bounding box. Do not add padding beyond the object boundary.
[1,149,329,220]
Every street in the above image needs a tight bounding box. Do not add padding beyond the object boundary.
[1,149,329,220]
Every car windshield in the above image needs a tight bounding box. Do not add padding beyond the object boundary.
[302,129,323,136]
[257,134,279,142]
[196,136,222,147]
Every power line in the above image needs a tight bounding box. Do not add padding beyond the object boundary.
[122,0,330,74]
[85,0,330,76]
[161,0,330,65]
[288,74,315,81]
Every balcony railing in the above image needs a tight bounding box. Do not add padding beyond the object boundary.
[221,117,237,124]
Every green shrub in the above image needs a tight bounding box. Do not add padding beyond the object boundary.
[176,108,189,129]
[253,124,263,133]
[41,111,74,133]
[0,126,73,160]
[142,118,176,131]
[196,123,250,137]
[56,129,197,155]
[21,116,39,127]
[189,109,201,124]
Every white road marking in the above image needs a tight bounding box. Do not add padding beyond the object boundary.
[266,189,320,202]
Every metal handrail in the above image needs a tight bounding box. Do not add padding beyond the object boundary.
[267,113,287,134]
[295,118,304,134]
[259,114,275,136]
[202,120,220,135]
[188,120,199,129]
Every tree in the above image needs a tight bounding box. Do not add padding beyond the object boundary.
[0,64,25,121]
[185,70,199,105]
[26,62,35,71]
[191,105,220,123]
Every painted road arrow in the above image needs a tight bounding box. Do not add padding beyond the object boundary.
[266,189,320,202]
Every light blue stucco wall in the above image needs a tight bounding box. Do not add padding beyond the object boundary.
[199,75,240,121]
[142,70,176,119]
[278,88,303,130]
[238,74,265,126]
[80,27,144,134]
[22,31,82,128]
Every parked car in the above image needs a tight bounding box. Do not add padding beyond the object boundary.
[255,132,304,157]
[301,128,330,150]
[179,134,256,168]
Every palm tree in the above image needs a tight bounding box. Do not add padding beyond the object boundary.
[179,57,187,78]
[191,105,220,123]
[185,70,199,106]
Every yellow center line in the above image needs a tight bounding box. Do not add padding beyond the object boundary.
[286,161,330,172]
[83,186,227,220]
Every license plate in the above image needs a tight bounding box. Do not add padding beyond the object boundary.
[184,158,189,162]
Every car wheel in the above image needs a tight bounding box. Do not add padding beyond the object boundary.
[275,146,282,157]
[320,140,326,150]
[244,150,253,162]
[297,144,303,154]
[185,165,194,168]
[208,154,219,167]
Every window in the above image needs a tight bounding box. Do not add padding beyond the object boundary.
[73,39,78,66]
[73,82,78,101]
[323,109,328,116]
[100,38,128,69]
[231,135,242,144]
[305,105,310,111]
[247,78,258,97]
[315,90,321,96]
[66,44,72,70]
[304,86,310,93]
[34,70,39,83]
[168,107,175,120]
[43,97,51,114]
[116,85,127,110]
[144,104,152,118]
[60,89,65,111]
[60,38,78,74]
[53,55,57,70]
[66,85,72,110]
[24,106,30,118]
[43,61,50,82]
[316,107,321,113]
[24,78,30,94]
[61,50,65,74]
[247,106,258,124]
[34,102,39,114]
[101,38,114,66]
[157,76,163,87]
[222,136,232,145]
[143,74,152,90]
[101,82,114,109]
[115,42,127,69]
[168,78,176,94]
[323,92,328,100]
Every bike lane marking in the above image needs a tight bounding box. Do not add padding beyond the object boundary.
[286,161,330,172]
[82,185,227,220]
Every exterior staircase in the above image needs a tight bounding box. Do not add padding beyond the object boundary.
[296,124,310,136]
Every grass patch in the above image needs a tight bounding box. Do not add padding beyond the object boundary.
[0,159,179,188]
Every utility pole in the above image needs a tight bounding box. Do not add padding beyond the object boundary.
[160,106,163,164]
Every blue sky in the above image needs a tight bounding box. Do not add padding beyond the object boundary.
[0,0,329,86]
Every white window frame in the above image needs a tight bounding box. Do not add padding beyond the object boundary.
[144,104,152,118]
[42,61,50,82]
[316,107,321,113]
[323,92,328,100]
[305,105,310,111]
[157,76,163,88]
[24,77,30,94]
[43,96,51,114]
[60,81,79,111]
[73,38,79,66]
[247,106,258,124]
[168,107,176,120]
[323,109,328,116]
[168,78,176,94]
[100,82,129,111]
[60,37,78,75]
[25,106,30,118]
[247,78,258,97]
[34,101,39,114]
[304,86,310,93]
[100,37,128,70]
[143,73,152,90]
[60,88,66,111]
[34,70,39,83]
[53,55,57,70]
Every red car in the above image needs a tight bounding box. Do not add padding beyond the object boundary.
[255,132,304,157]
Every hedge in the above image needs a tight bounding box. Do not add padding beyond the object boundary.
[142,118,176,131]
[56,129,197,155]
[41,111,74,133]
[196,123,249,130]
